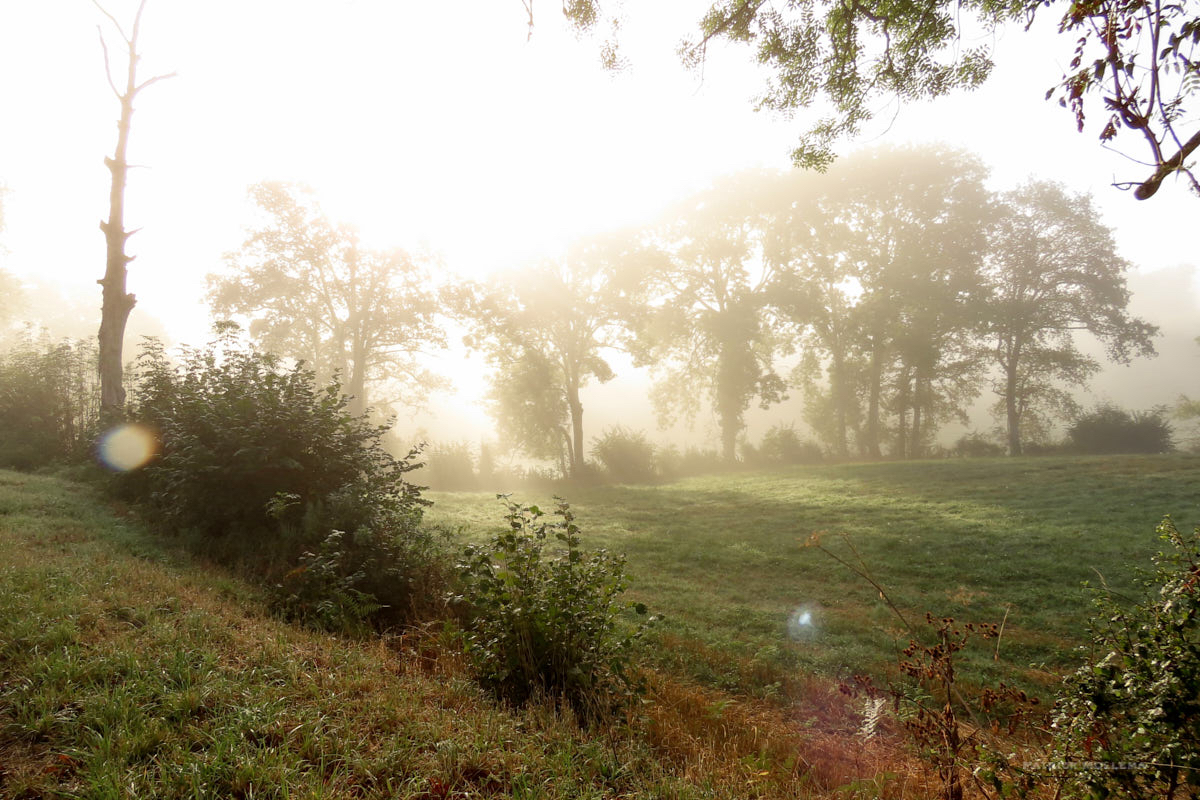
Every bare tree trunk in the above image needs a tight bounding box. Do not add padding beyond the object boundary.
[1005,361,1022,456]
[566,380,585,477]
[94,0,173,418]
[865,337,883,458]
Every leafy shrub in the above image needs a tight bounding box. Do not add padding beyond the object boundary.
[952,432,1004,458]
[424,440,478,490]
[125,327,424,539]
[1051,516,1200,799]
[453,497,652,721]
[656,445,726,480]
[1067,404,1174,454]
[0,330,99,469]
[120,326,446,628]
[591,426,657,484]
[757,423,823,465]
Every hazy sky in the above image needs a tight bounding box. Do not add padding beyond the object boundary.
[1,1,1196,444]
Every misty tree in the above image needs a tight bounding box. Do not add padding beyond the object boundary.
[1177,337,1200,421]
[93,0,174,415]
[637,173,788,462]
[208,182,446,417]
[773,147,992,459]
[0,186,22,330]
[555,1,1199,198]
[985,181,1159,455]
[461,236,646,478]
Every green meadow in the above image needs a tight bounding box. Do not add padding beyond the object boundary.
[428,454,1200,695]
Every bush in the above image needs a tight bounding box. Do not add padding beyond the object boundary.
[1067,404,1174,454]
[121,327,445,629]
[1051,517,1200,799]
[453,497,652,721]
[758,423,823,465]
[0,330,99,469]
[591,426,657,484]
[656,445,725,480]
[952,432,1004,458]
[125,328,424,539]
[424,440,478,490]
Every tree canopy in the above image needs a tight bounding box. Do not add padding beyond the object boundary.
[208,182,446,418]
[559,0,1200,198]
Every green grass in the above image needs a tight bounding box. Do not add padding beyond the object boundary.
[427,454,1200,696]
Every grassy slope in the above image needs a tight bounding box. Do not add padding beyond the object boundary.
[427,454,1200,694]
[0,470,882,800]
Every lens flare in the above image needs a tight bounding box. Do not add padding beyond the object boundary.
[98,424,158,471]
[788,604,821,642]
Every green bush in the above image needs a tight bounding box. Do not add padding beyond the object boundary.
[952,432,1004,458]
[424,440,478,490]
[758,423,823,465]
[121,326,446,629]
[1051,517,1200,799]
[453,497,652,721]
[1067,404,1174,454]
[590,426,657,484]
[0,330,99,469]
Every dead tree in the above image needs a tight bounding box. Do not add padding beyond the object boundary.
[94,0,173,416]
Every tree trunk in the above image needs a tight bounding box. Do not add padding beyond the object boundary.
[566,380,585,477]
[98,94,137,416]
[831,349,849,458]
[1005,360,1022,456]
[864,337,883,458]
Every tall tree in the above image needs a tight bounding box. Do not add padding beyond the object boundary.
[461,236,645,478]
[986,181,1159,454]
[638,174,787,462]
[771,147,992,459]
[94,0,174,416]
[208,182,446,417]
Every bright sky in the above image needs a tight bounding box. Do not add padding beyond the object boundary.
[0,1,1196,443]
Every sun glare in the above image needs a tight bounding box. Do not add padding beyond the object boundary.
[98,424,158,472]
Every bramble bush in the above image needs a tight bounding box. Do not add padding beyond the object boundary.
[1051,516,1200,799]
[120,325,446,629]
[452,496,653,722]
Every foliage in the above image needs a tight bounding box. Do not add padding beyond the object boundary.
[0,329,99,469]
[452,497,652,721]
[985,182,1158,455]
[1051,517,1200,799]
[123,325,427,540]
[1067,404,1174,454]
[561,0,1199,197]
[209,182,446,417]
[590,426,658,484]
[654,444,728,480]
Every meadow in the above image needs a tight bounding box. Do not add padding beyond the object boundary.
[427,454,1200,695]
[2,454,1197,798]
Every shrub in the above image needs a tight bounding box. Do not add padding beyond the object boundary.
[424,440,478,490]
[453,497,652,721]
[0,330,99,469]
[125,328,424,539]
[952,432,1004,458]
[120,326,446,629]
[758,423,823,465]
[1067,404,1174,454]
[1051,517,1200,799]
[590,426,657,484]
[656,445,725,480]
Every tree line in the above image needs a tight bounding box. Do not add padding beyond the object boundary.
[203,144,1157,477]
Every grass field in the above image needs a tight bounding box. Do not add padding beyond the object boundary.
[2,455,1197,798]
[427,454,1200,696]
